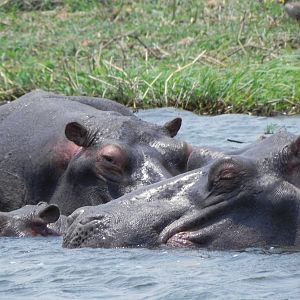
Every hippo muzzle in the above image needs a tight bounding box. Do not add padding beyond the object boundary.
[63,207,115,248]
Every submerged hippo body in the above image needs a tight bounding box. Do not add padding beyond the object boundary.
[0,202,67,237]
[63,131,300,250]
[0,90,190,215]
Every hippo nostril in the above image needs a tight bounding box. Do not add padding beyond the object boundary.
[63,214,112,248]
[67,208,86,227]
[78,215,107,226]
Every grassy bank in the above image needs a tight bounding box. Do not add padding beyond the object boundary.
[1,0,300,115]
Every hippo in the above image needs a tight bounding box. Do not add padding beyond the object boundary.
[0,90,191,215]
[0,202,67,237]
[63,130,300,250]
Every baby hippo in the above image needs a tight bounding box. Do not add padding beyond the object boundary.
[0,202,67,237]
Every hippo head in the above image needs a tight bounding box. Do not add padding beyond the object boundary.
[0,202,61,237]
[63,131,300,250]
[51,115,192,215]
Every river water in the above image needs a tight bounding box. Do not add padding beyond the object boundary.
[0,108,300,299]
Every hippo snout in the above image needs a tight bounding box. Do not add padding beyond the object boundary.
[63,212,112,248]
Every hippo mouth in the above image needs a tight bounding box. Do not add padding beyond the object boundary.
[159,200,232,249]
[165,232,196,248]
[164,227,221,248]
[163,221,227,249]
[27,222,61,237]
[29,226,60,237]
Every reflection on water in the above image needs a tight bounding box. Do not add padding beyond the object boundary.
[1,109,300,300]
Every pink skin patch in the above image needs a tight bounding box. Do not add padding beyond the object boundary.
[28,226,59,237]
[166,232,195,248]
[186,143,193,157]
[52,140,82,170]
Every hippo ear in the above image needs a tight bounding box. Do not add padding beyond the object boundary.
[38,205,60,223]
[277,136,300,174]
[0,213,8,227]
[286,136,300,166]
[290,136,300,157]
[0,213,10,236]
[65,122,91,147]
[164,118,182,137]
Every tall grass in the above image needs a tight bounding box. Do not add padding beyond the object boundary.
[0,0,300,114]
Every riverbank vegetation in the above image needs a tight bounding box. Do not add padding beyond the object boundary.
[0,0,300,115]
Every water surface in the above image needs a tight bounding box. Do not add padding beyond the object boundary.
[1,109,300,300]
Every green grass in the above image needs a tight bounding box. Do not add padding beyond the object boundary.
[1,0,300,115]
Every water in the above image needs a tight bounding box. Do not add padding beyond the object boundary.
[138,108,300,147]
[1,109,300,300]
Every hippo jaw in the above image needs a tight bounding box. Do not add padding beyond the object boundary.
[159,200,233,248]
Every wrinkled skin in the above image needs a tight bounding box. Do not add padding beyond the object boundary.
[0,202,67,237]
[0,90,191,215]
[63,131,300,250]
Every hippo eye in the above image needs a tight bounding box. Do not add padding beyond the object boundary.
[102,155,114,164]
[207,158,242,191]
[31,220,46,228]
[218,167,239,180]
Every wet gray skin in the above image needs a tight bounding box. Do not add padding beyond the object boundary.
[0,90,191,215]
[63,131,300,250]
[0,202,67,237]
